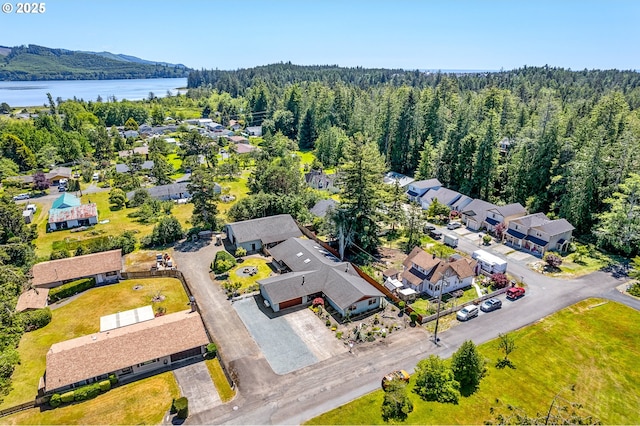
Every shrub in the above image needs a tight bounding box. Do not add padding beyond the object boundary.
[16,307,52,332]
[628,282,640,297]
[206,342,217,358]
[490,273,509,289]
[49,249,70,260]
[212,250,237,273]
[482,234,492,245]
[98,380,111,392]
[60,391,75,403]
[174,396,189,419]
[49,393,61,408]
[108,373,118,385]
[170,398,177,414]
[398,301,406,311]
[234,247,247,257]
[409,311,419,324]
[48,277,96,302]
[336,331,343,339]
[545,252,563,268]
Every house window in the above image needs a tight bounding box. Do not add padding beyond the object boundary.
[120,366,133,375]
[515,225,518,230]
[296,252,303,257]
[106,271,117,276]
[349,305,356,311]
[138,358,159,367]
[368,298,376,305]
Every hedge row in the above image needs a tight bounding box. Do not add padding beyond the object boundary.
[16,308,52,332]
[49,277,96,302]
[49,374,117,408]
[212,250,237,274]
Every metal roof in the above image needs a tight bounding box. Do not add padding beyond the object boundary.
[48,203,98,223]
[226,214,302,245]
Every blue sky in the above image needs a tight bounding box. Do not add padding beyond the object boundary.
[1,0,638,70]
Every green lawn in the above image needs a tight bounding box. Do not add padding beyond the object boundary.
[218,170,251,220]
[166,153,184,179]
[0,278,188,409]
[410,286,478,316]
[228,257,272,292]
[32,191,193,259]
[205,358,236,403]
[295,150,316,169]
[2,372,179,425]
[550,243,623,279]
[307,299,640,425]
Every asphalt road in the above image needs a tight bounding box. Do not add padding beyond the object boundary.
[172,232,637,425]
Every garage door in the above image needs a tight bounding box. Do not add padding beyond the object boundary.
[279,297,302,310]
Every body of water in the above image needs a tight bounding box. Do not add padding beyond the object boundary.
[0,77,188,107]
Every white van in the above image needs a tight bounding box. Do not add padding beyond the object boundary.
[456,305,479,321]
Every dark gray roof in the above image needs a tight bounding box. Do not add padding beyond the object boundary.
[493,203,527,218]
[534,218,575,235]
[227,214,302,245]
[126,182,190,200]
[260,238,384,310]
[310,199,337,218]
[115,161,154,173]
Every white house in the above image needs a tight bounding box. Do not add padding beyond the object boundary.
[406,178,442,203]
[401,247,477,297]
[419,187,473,212]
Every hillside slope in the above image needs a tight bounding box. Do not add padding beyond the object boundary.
[0,45,190,80]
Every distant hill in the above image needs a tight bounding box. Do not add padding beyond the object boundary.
[0,44,191,81]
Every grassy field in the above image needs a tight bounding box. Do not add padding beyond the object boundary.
[31,191,193,258]
[307,298,640,425]
[217,170,251,220]
[295,150,315,169]
[228,257,273,292]
[0,278,188,409]
[2,372,179,425]
[205,358,236,403]
[410,286,478,316]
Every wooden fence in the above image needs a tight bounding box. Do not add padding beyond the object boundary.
[0,400,36,418]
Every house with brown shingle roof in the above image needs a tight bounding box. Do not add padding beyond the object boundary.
[31,249,123,289]
[44,310,209,393]
[15,288,49,312]
[401,248,477,297]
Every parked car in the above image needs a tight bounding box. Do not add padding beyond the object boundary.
[12,193,31,201]
[381,370,410,389]
[456,305,479,321]
[25,204,36,213]
[506,287,526,300]
[480,298,502,312]
[429,229,442,239]
[92,172,100,181]
[446,222,462,230]
[424,224,436,232]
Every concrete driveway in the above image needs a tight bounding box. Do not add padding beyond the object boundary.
[233,297,345,374]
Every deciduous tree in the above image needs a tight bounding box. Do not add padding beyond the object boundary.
[413,355,460,403]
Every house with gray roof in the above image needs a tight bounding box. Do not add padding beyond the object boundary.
[484,203,527,232]
[225,214,303,254]
[383,172,415,188]
[504,213,574,255]
[461,199,498,230]
[259,238,384,316]
[419,187,473,212]
[310,199,337,218]
[126,182,205,201]
[115,161,154,174]
[405,178,442,202]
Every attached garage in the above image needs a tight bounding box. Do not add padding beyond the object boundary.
[279,297,303,310]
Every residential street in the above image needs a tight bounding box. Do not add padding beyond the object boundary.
[172,233,637,425]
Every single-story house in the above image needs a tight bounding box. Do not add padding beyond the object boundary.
[419,187,473,212]
[31,249,123,289]
[225,214,303,254]
[48,193,98,231]
[15,288,49,312]
[227,135,249,144]
[406,178,442,203]
[246,126,262,137]
[259,238,384,316]
[304,169,337,190]
[503,213,574,255]
[126,182,210,201]
[117,146,149,159]
[185,118,213,127]
[401,247,477,297]
[11,167,72,187]
[121,130,139,139]
[235,143,256,155]
[115,161,154,174]
[461,199,498,231]
[309,199,337,218]
[44,310,208,394]
[383,172,415,188]
[484,203,527,232]
[229,120,242,131]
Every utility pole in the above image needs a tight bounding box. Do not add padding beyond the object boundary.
[432,267,451,345]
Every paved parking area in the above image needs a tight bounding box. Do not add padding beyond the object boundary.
[172,362,220,414]
[234,297,343,375]
[490,244,513,254]
[508,251,537,262]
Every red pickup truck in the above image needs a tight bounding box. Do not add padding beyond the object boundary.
[506,287,525,299]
